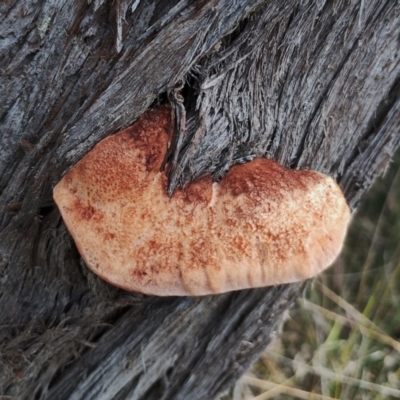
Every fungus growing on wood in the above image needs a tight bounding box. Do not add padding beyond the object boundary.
[53,107,350,296]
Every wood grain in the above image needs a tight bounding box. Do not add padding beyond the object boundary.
[0,0,399,399]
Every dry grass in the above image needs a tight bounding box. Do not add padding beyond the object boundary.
[220,150,400,400]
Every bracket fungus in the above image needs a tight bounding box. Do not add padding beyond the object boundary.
[54,107,350,296]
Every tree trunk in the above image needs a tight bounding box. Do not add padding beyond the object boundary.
[1,1,399,399]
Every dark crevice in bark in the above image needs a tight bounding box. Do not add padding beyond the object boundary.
[342,76,400,176]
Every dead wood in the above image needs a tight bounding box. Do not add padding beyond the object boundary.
[0,0,399,399]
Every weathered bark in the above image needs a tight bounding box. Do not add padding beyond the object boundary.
[0,0,399,399]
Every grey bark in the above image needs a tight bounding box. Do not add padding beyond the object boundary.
[0,0,399,399]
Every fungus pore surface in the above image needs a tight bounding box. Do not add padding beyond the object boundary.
[54,106,350,296]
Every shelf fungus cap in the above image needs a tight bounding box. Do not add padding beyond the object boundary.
[54,107,351,296]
